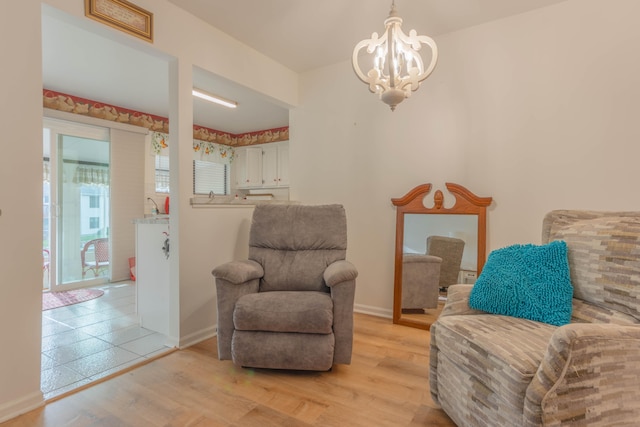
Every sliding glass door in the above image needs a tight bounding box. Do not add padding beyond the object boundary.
[44,119,110,289]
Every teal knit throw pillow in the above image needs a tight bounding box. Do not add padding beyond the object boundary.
[469,240,573,326]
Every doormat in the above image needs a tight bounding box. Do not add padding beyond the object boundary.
[42,288,104,311]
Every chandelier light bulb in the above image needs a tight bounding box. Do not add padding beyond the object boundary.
[352,1,438,111]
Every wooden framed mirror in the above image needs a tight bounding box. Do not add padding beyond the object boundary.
[391,183,493,329]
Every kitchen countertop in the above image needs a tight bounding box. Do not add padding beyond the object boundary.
[134,199,298,224]
[189,196,298,207]
[134,216,170,224]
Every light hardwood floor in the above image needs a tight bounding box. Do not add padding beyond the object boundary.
[3,313,455,426]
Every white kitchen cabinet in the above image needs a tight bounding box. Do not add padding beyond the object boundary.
[261,145,278,187]
[235,141,289,189]
[276,142,289,186]
[135,221,170,336]
[235,146,263,188]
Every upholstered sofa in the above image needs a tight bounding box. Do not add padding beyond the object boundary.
[430,210,640,426]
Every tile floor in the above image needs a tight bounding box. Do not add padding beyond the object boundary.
[41,282,171,400]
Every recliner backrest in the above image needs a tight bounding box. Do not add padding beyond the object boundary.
[426,235,465,288]
[249,204,347,292]
[543,210,640,323]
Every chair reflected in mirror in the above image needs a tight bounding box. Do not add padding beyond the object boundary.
[426,235,465,291]
[81,238,109,278]
[401,235,465,313]
[401,253,441,313]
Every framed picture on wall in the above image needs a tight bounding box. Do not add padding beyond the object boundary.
[85,0,153,43]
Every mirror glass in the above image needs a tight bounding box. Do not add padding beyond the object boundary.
[391,183,492,329]
[404,213,478,272]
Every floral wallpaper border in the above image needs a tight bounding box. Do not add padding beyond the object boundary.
[43,89,289,147]
[152,131,236,163]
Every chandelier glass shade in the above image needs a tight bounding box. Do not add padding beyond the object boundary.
[352,1,438,111]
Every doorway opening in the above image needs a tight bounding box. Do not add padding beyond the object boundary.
[43,120,110,291]
[41,118,172,400]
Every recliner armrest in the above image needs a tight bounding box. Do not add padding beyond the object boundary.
[324,260,358,287]
[212,260,263,284]
[323,260,357,365]
[524,323,640,426]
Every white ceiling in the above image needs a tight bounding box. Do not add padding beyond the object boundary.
[167,0,569,73]
[42,0,568,134]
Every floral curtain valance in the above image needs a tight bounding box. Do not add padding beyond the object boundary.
[193,139,235,164]
[152,132,169,155]
[72,165,110,185]
[152,132,235,164]
[43,160,110,186]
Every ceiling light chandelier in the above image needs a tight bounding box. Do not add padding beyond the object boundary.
[352,0,438,111]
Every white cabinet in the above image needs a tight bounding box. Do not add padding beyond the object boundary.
[235,147,263,188]
[136,222,170,336]
[234,141,289,189]
[261,145,278,187]
[276,143,289,186]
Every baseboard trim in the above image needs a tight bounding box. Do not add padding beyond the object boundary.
[0,391,44,423]
[163,335,180,349]
[354,304,393,319]
[178,325,217,349]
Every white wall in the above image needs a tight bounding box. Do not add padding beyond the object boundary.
[110,128,147,281]
[5,0,640,420]
[290,0,640,314]
[177,205,255,346]
[0,0,298,421]
[0,3,45,422]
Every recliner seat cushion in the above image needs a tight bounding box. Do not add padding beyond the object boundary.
[234,291,333,334]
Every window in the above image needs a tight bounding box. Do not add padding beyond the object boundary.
[193,160,229,195]
[155,155,170,193]
[89,217,100,229]
[89,195,100,208]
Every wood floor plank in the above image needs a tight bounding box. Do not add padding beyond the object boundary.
[1,314,455,427]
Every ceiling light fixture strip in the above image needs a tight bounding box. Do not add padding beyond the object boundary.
[192,88,238,109]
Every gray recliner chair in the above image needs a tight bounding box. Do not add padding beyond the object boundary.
[401,254,442,310]
[212,204,358,371]
[426,235,465,290]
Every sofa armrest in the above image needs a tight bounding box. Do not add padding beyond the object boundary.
[324,260,358,287]
[524,323,640,426]
[324,260,357,365]
[440,284,487,317]
[212,260,263,284]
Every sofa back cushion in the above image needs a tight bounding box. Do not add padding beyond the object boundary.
[249,204,347,292]
[542,210,640,323]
